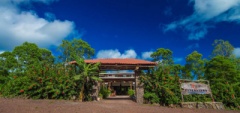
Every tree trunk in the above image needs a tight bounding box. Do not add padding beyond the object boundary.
[79,83,85,102]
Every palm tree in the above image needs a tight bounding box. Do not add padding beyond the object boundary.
[73,57,102,101]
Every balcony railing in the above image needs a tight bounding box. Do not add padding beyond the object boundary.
[99,73,135,79]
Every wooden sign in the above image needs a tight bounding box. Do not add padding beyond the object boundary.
[181,82,211,95]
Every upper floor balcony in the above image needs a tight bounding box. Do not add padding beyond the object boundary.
[99,72,135,79]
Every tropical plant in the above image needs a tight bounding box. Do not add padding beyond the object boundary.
[73,57,102,101]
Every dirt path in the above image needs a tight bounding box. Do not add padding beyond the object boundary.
[0,98,239,113]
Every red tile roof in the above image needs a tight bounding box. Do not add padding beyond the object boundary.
[70,58,157,65]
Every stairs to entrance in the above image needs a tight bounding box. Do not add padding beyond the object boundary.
[101,95,136,105]
[105,95,131,100]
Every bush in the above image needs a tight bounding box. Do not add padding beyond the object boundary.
[99,86,110,99]
[128,89,135,96]
[140,67,181,106]
[144,92,159,104]
[0,75,11,95]
[1,65,78,99]
[98,93,103,99]
[1,75,31,97]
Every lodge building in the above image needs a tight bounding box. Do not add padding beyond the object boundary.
[70,58,157,103]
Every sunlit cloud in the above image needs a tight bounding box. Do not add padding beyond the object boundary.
[164,0,240,40]
[97,49,137,59]
[141,51,153,60]
[0,51,4,54]
[0,0,76,51]
[233,48,240,58]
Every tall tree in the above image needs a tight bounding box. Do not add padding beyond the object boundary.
[13,42,42,72]
[185,51,205,80]
[171,64,183,77]
[181,66,192,79]
[140,63,181,105]
[205,56,240,108]
[58,38,95,62]
[211,39,234,58]
[40,49,54,64]
[151,48,173,65]
[0,42,54,74]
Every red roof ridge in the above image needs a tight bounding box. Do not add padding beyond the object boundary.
[70,58,157,66]
[85,58,149,60]
[86,58,136,59]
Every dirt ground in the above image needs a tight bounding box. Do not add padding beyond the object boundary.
[0,97,239,113]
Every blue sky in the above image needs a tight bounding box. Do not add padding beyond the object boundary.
[0,0,240,65]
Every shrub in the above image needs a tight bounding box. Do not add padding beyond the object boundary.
[128,89,135,96]
[1,65,78,100]
[1,75,31,97]
[140,66,181,106]
[144,92,159,104]
[99,86,110,99]
[98,93,103,99]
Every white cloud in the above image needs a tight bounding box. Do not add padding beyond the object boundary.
[0,51,4,54]
[0,0,58,6]
[141,51,153,59]
[174,57,183,63]
[164,0,240,40]
[233,48,240,58]
[0,0,75,51]
[96,49,137,59]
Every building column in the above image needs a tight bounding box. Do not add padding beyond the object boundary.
[129,81,132,90]
[108,82,111,90]
[135,69,144,104]
[91,81,99,101]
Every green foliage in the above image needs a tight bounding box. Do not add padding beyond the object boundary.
[1,75,31,97]
[0,51,17,76]
[144,92,159,104]
[58,38,95,62]
[141,49,182,105]
[183,95,212,102]
[1,64,78,99]
[181,66,193,79]
[73,56,101,101]
[205,56,240,109]
[185,51,205,80]
[1,38,240,110]
[0,40,100,102]
[99,86,111,99]
[127,89,135,96]
[141,66,181,105]
[211,39,234,58]
[151,48,173,65]
[98,93,103,98]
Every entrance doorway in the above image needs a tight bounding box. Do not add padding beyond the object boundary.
[103,81,134,96]
[113,86,130,95]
